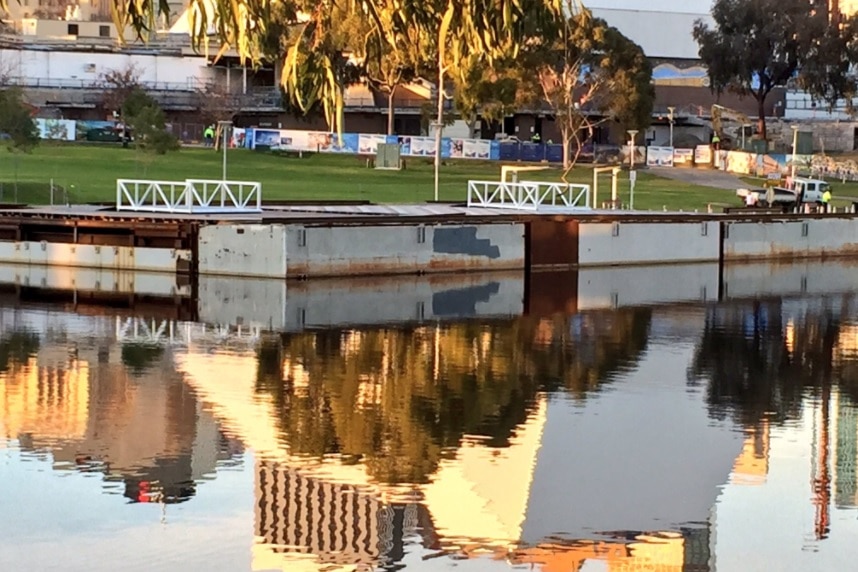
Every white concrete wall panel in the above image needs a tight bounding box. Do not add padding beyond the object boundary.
[578,222,719,266]
[724,219,858,261]
[0,48,214,86]
[198,224,287,278]
[577,263,719,310]
[286,224,524,277]
[0,242,188,272]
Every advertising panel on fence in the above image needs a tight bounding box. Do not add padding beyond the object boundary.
[231,128,246,149]
[756,154,786,177]
[646,146,674,167]
[36,118,76,141]
[450,138,491,159]
[358,134,388,154]
[694,145,712,165]
[673,148,694,166]
[405,136,437,156]
[725,151,755,174]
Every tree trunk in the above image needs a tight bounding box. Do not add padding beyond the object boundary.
[562,134,570,171]
[387,87,396,135]
[466,114,478,139]
[757,95,767,142]
[434,1,456,202]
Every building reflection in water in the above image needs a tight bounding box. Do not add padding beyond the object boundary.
[0,313,243,505]
[5,285,858,571]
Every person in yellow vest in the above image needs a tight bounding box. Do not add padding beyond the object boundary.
[203,125,215,147]
[822,188,832,211]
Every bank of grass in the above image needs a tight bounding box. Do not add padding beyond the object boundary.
[0,142,748,210]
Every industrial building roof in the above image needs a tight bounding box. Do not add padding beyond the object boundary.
[590,7,713,60]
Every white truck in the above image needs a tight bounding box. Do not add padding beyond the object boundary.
[737,177,831,208]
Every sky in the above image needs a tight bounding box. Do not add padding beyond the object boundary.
[582,0,713,13]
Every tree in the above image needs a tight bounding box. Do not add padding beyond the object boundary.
[452,56,519,139]
[122,87,179,171]
[0,88,39,153]
[798,12,858,114]
[519,3,652,176]
[0,87,39,199]
[99,64,143,120]
[693,0,837,140]
[346,7,426,136]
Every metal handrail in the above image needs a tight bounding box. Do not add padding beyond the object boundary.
[116,178,262,213]
[467,180,590,211]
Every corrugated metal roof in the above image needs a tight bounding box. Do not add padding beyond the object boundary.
[590,8,713,60]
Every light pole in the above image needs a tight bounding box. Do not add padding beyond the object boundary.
[790,125,800,181]
[667,106,675,148]
[218,120,233,181]
[627,130,639,170]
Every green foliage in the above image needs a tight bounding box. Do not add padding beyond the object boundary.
[520,5,652,171]
[121,342,164,376]
[452,56,520,137]
[0,88,39,153]
[693,0,850,138]
[122,88,179,156]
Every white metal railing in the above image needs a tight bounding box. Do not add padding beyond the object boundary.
[467,180,591,211]
[116,179,262,213]
[115,317,261,347]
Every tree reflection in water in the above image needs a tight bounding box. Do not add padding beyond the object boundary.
[253,308,652,486]
[688,299,858,428]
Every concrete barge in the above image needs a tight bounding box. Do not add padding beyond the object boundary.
[0,202,858,278]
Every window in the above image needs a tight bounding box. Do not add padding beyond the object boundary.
[99,25,110,37]
[67,23,79,36]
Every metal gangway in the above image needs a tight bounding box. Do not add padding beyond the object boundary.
[466,179,591,212]
[116,178,263,214]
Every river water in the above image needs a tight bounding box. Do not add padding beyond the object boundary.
[1,262,858,571]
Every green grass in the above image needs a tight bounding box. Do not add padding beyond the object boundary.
[0,142,755,210]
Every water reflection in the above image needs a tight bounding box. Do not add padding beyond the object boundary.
[2,262,858,571]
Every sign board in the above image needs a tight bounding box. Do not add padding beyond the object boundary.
[629,170,637,183]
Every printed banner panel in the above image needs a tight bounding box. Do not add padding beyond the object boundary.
[694,145,712,165]
[36,119,76,141]
[646,146,674,167]
[673,148,694,166]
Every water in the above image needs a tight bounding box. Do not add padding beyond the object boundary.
[2,262,858,571]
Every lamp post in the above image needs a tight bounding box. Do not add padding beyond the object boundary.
[218,120,233,181]
[667,106,675,148]
[790,125,800,180]
[627,130,639,170]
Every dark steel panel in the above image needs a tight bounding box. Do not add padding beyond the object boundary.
[528,219,579,267]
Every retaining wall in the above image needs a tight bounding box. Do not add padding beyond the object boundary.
[0,242,190,273]
[285,223,524,278]
[723,219,858,261]
[199,224,287,278]
[577,222,720,267]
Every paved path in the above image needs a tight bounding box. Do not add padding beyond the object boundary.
[648,166,752,190]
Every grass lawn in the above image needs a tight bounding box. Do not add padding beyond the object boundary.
[0,142,750,210]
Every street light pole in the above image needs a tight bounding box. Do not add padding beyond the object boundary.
[219,120,233,181]
[667,106,675,148]
[790,125,800,180]
[627,130,639,170]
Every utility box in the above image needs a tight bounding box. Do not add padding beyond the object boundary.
[375,143,401,170]
[797,131,813,155]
